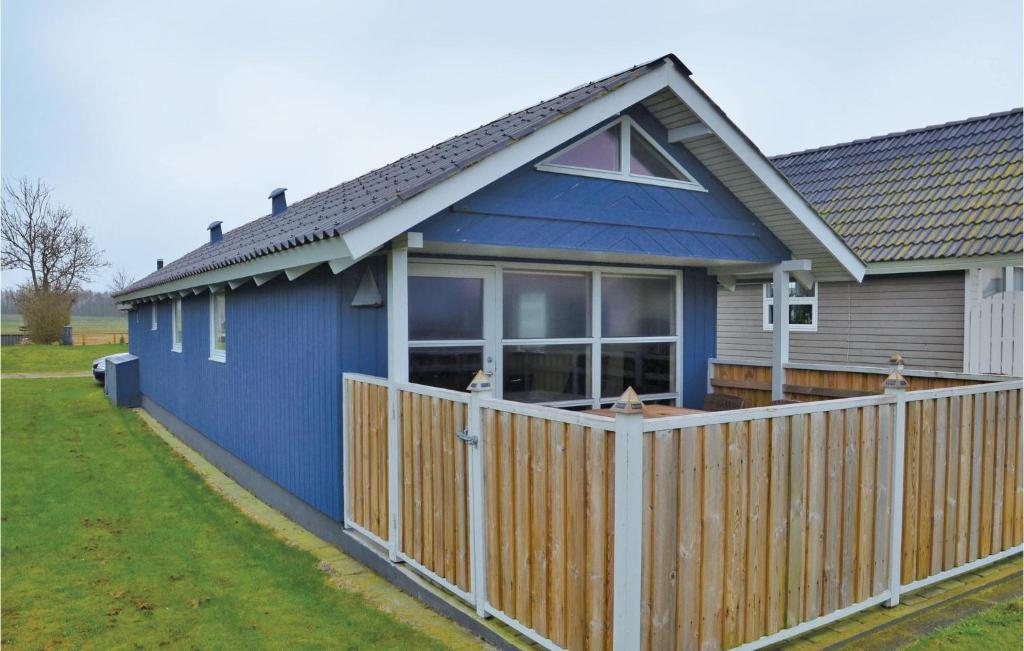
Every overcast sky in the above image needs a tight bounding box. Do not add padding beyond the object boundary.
[3,0,1021,291]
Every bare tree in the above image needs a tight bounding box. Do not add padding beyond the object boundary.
[1,177,107,293]
[108,268,136,295]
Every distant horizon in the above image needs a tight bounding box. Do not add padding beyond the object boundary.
[4,0,1021,291]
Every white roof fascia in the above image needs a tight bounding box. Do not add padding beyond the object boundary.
[662,71,867,282]
[338,65,673,260]
[865,253,1023,275]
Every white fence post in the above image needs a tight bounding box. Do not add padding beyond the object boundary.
[884,353,909,607]
[611,387,645,649]
[386,381,401,562]
[467,370,492,618]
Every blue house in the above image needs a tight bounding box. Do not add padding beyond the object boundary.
[115,54,864,602]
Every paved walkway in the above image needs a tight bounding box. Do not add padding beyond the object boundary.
[1,371,93,379]
[133,409,510,651]
[786,556,1022,649]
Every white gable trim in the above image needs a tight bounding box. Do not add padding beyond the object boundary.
[865,253,1022,275]
[662,71,866,281]
[534,115,707,192]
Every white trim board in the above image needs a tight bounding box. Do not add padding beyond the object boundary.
[866,253,1024,275]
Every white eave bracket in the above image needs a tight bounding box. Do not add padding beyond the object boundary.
[711,259,815,290]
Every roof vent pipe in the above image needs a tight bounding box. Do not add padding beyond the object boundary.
[157,259,164,270]
[207,221,223,244]
[269,187,287,215]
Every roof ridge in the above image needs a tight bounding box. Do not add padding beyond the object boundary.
[770,107,1023,161]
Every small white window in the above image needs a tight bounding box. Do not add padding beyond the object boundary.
[763,281,817,332]
[536,116,706,192]
[209,292,226,362]
[151,303,158,330]
[172,298,183,352]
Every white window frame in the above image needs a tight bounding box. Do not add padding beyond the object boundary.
[408,258,684,408]
[209,291,226,363]
[762,281,818,332]
[151,302,158,331]
[535,115,707,193]
[171,298,183,352]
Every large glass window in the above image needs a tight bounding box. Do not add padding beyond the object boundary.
[503,344,590,403]
[763,281,817,332]
[601,342,675,397]
[601,275,676,337]
[409,274,487,391]
[172,298,183,352]
[536,116,705,192]
[209,292,226,362]
[503,272,590,339]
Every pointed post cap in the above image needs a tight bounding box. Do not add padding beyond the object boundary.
[610,386,645,414]
[883,352,909,390]
[466,370,492,392]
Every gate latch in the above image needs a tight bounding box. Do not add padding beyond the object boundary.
[456,427,478,446]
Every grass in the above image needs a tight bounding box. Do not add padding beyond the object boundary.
[904,599,1023,650]
[1,314,128,335]
[1,343,128,373]
[1,377,450,649]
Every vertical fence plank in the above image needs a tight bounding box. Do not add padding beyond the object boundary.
[901,401,920,582]
[991,392,1007,552]
[723,421,749,647]
[766,416,790,634]
[956,395,972,565]
[431,397,445,572]
[401,392,413,551]
[548,423,567,647]
[929,398,947,576]
[454,404,469,589]
[499,411,515,612]
[565,424,586,651]
[823,409,844,613]
[857,406,877,602]
[1012,391,1023,546]
[916,399,934,580]
[805,412,827,619]
[1001,391,1018,550]
[585,428,609,651]
[785,414,807,627]
[677,427,703,651]
[968,393,984,561]
[700,423,726,649]
[979,393,996,558]
[745,419,769,642]
[650,430,680,650]
[943,397,960,571]
[873,404,893,594]
[841,408,861,604]
[440,400,454,582]
[514,414,531,621]
[484,410,501,607]
[530,418,548,634]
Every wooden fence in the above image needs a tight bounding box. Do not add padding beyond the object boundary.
[342,371,1023,651]
[709,358,1010,408]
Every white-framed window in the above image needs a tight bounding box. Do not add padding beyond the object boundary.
[171,298,183,352]
[535,116,707,192]
[762,281,817,332]
[151,303,158,330]
[209,291,226,362]
[407,261,681,408]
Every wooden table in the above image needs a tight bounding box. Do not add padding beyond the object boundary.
[583,404,706,418]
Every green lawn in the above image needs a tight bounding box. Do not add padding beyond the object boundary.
[1,314,128,335]
[905,599,1023,650]
[0,378,450,649]
[1,343,128,373]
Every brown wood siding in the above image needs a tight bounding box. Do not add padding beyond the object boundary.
[717,272,966,371]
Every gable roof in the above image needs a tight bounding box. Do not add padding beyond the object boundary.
[121,57,677,295]
[771,109,1023,265]
[118,55,866,300]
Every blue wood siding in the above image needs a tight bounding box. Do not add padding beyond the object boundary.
[128,259,387,520]
[418,104,790,263]
[682,267,718,408]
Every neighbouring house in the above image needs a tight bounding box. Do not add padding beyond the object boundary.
[110,55,1024,651]
[717,109,1023,375]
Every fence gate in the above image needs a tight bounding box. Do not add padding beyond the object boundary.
[966,290,1023,376]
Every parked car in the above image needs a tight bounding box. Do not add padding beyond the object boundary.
[92,353,131,384]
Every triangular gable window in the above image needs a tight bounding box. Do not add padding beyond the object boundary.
[537,116,706,192]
